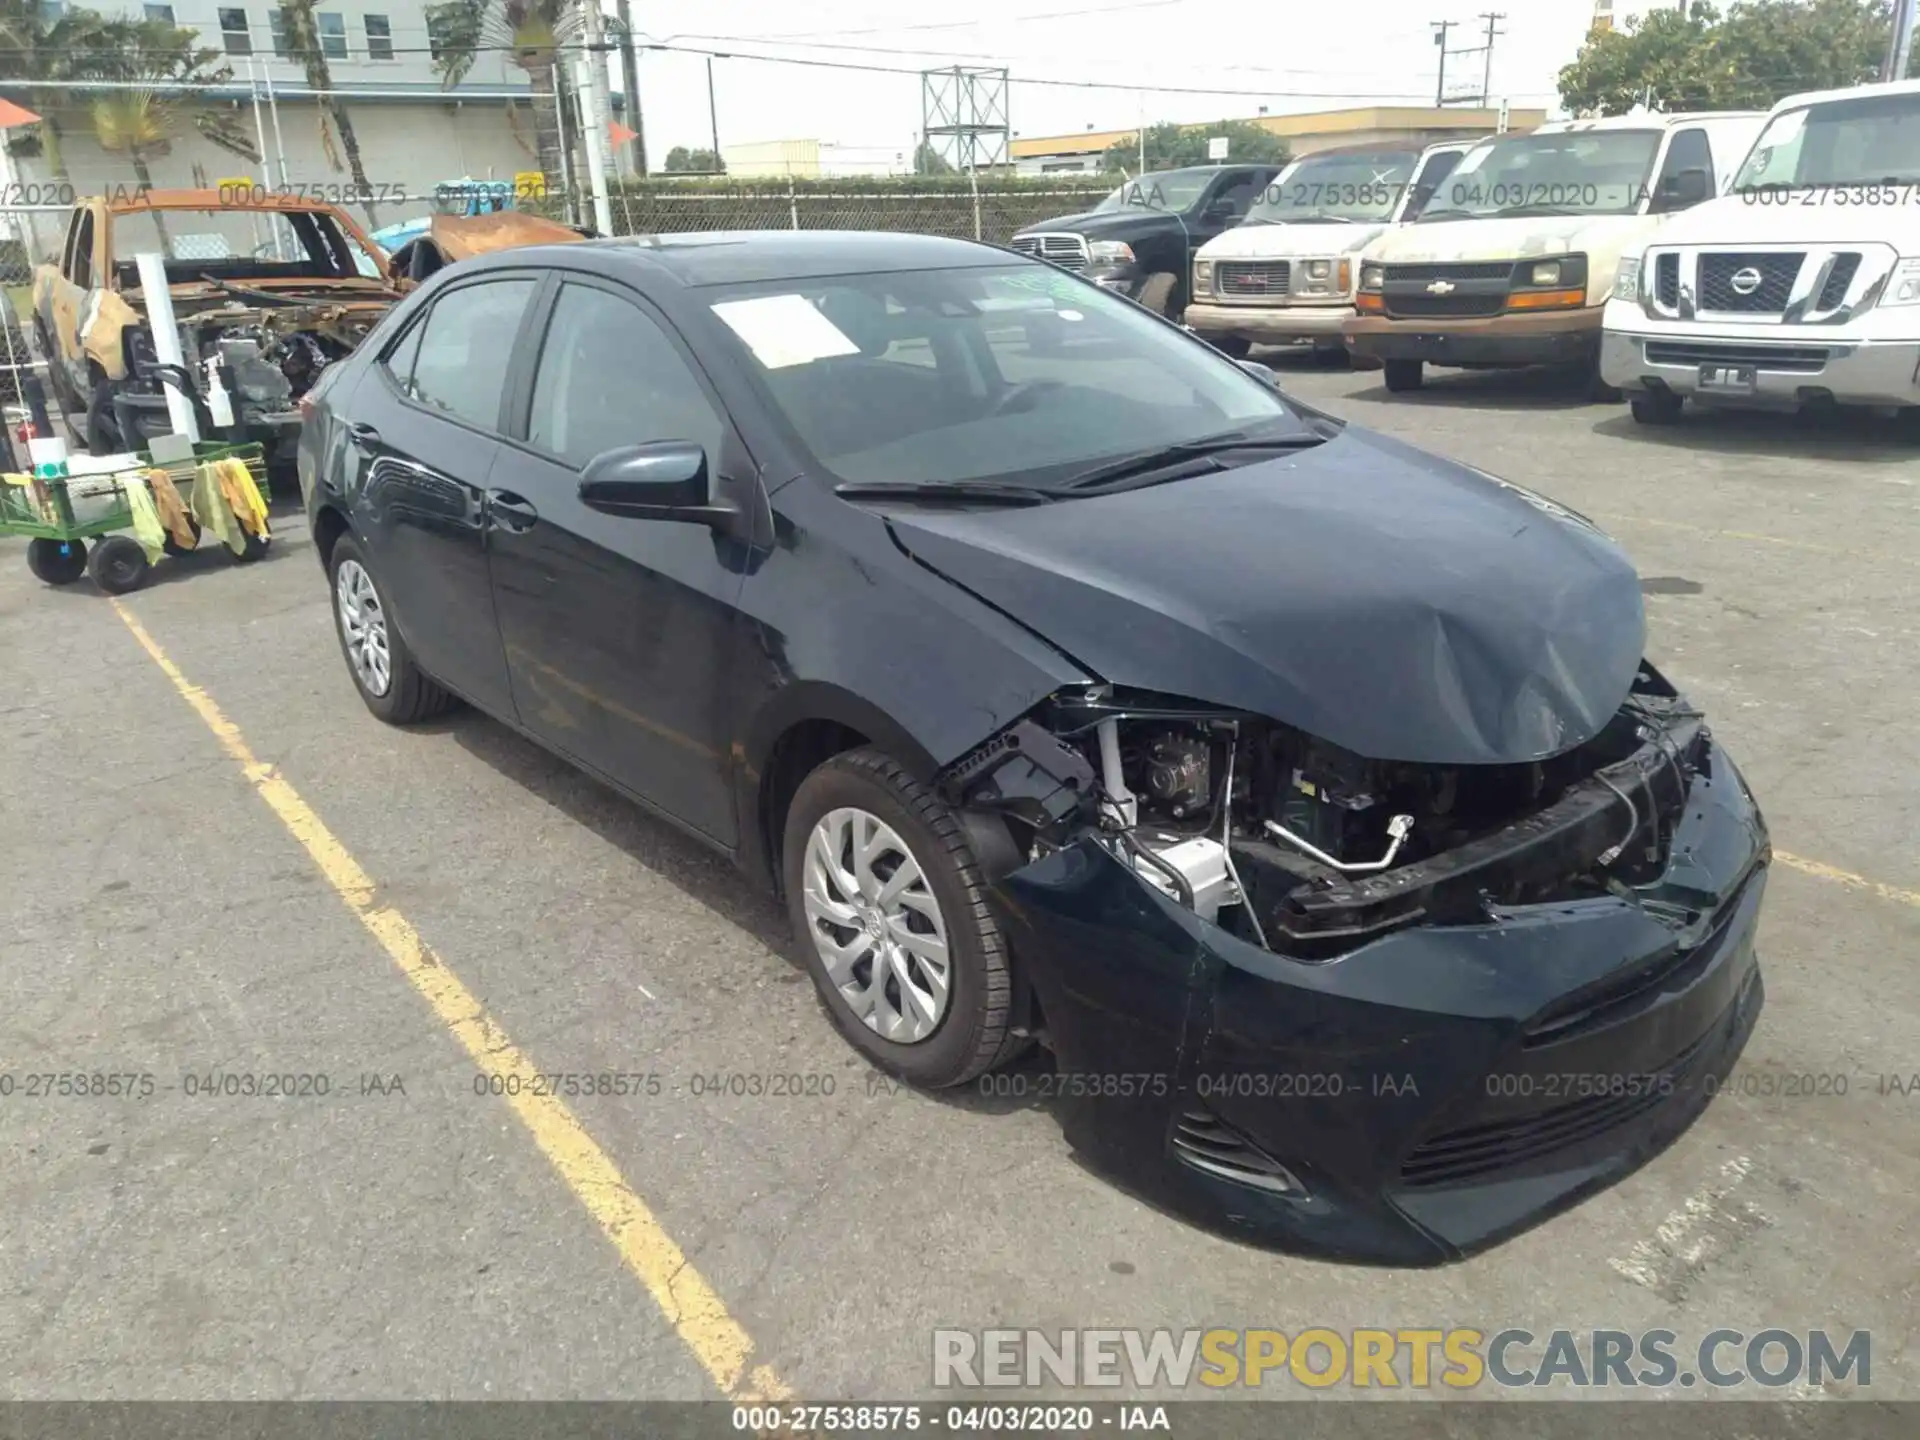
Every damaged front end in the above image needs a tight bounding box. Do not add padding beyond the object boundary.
[938,665,1769,1263]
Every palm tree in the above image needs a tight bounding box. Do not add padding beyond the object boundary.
[0,0,123,186]
[89,20,257,241]
[428,0,583,199]
[277,1,379,227]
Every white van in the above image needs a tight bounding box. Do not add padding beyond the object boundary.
[1183,139,1476,359]
[1603,79,1920,423]
[1346,112,1766,394]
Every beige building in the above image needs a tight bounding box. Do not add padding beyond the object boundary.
[1011,104,1548,175]
[720,139,824,178]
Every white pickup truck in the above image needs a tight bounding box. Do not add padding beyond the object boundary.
[1183,140,1474,359]
[1603,79,1920,424]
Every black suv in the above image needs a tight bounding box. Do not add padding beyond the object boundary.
[1010,164,1282,319]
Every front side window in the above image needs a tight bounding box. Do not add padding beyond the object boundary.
[65,210,93,287]
[1421,129,1662,219]
[1246,150,1422,224]
[406,279,536,431]
[527,283,723,468]
[364,13,392,58]
[318,12,347,58]
[706,262,1302,490]
[1650,127,1714,211]
[1735,92,1920,190]
[143,4,175,22]
[1093,169,1216,215]
[267,10,292,55]
[217,6,251,53]
[1402,148,1465,219]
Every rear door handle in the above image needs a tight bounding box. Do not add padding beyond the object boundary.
[486,488,539,532]
[347,421,381,449]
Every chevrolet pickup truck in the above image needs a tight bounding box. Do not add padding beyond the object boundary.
[1346,112,1766,395]
[1603,79,1920,424]
[1184,139,1475,360]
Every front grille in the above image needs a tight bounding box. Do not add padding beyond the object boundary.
[1816,252,1862,311]
[1011,233,1089,272]
[1381,260,1512,320]
[1654,253,1679,308]
[1388,293,1508,318]
[1644,340,1830,373]
[1698,251,1802,313]
[1217,261,1291,297]
[1170,1110,1302,1195]
[1382,262,1513,282]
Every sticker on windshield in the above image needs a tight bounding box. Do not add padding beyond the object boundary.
[711,294,861,369]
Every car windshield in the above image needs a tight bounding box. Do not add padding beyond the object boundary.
[1734,91,1920,188]
[1244,150,1421,223]
[110,207,385,286]
[1092,169,1216,214]
[1419,129,1662,219]
[705,263,1305,490]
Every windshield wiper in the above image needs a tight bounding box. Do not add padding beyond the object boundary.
[832,480,1058,507]
[1062,430,1328,493]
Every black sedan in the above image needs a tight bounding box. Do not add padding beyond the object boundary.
[299,231,1769,1265]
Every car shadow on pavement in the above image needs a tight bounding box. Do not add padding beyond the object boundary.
[1591,407,1920,464]
[430,707,1136,1120]
[1344,364,1606,412]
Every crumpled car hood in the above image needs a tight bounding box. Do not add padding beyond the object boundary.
[885,426,1646,766]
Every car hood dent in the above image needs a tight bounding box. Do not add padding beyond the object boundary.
[884,428,1646,765]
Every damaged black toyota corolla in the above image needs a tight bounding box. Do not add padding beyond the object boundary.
[302,231,1769,1265]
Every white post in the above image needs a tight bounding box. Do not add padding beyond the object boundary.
[247,57,272,255]
[970,165,981,241]
[575,51,615,236]
[134,252,200,443]
[262,60,291,189]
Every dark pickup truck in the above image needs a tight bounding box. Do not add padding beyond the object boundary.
[1010,163,1283,319]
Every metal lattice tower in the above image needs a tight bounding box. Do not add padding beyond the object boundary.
[921,66,1011,172]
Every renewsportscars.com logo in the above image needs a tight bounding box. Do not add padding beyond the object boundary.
[932,1327,1871,1391]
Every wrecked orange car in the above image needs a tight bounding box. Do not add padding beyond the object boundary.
[30,190,585,473]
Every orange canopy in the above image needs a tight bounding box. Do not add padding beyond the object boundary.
[0,97,42,129]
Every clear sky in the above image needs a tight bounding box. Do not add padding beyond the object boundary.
[618,0,1625,169]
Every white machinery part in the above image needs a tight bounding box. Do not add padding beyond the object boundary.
[132,252,201,444]
[1131,835,1239,924]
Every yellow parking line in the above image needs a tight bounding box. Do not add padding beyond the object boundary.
[1774,849,1920,911]
[111,601,791,1404]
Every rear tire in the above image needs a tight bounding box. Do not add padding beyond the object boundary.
[162,516,202,559]
[1630,391,1684,425]
[327,534,453,724]
[782,747,1017,1088]
[1383,359,1424,392]
[26,537,87,585]
[86,534,150,594]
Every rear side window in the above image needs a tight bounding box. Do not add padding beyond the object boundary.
[405,278,535,431]
[66,211,94,287]
[526,282,724,468]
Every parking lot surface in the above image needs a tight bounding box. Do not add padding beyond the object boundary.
[3,359,1916,1404]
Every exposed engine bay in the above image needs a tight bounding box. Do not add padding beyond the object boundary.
[940,666,1708,960]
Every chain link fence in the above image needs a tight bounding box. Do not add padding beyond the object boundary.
[0,205,68,409]
[575,179,1115,247]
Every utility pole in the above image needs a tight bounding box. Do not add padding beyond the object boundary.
[707,55,722,169]
[576,0,615,230]
[1432,21,1455,107]
[613,0,645,174]
[1478,11,1506,106]
[1884,0,1917,82]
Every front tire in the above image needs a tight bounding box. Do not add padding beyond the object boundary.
[782,748,1016,1088]
[328,534,453,724]
[26,537,87,585]
[1630,391,1684,425]
[87,534,150,594]
[1383,358,1424,392]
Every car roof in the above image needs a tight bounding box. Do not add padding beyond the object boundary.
[1768,77,1920,112]
[478,229,1022,287]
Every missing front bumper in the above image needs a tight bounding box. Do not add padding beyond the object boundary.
[987,736,1769,1264]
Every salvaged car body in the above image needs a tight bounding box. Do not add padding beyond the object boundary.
[31,191,577,470]
[302,233,1769,1263]
[33,190,402,463]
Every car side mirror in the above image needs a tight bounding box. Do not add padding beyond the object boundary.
[1657,166,1711,209]
[578,441,738,529]
[1236,358,1279,386]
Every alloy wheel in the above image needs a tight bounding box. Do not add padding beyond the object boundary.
[335,558,392,697]
[801,806,952,1043]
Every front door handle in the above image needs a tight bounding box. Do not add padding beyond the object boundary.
[486,488,539,532]
[347,421,381,449]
